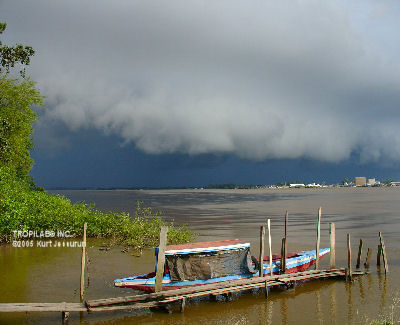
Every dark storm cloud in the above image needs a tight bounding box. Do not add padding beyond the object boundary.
[2,0,400,164]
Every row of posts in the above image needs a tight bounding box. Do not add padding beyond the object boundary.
[258,207,389,280]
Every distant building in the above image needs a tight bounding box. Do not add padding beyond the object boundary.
[289,183,305,188]
[355,177,367,187]
[367,178,376,186]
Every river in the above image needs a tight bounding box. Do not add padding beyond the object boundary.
[1,187,399,324]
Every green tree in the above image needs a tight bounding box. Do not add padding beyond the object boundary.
[0,22,35,77]
[0,22,42,182]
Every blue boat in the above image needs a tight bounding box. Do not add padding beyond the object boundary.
[114,239,330,292]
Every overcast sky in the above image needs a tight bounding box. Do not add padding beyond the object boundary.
[1,0,400,187]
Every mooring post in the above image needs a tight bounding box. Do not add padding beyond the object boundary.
[180,298,186,313]
[356,239,363,269]
[315,207,321,270]
[329,223,335,269]
[80,222,87,303]
[377,244,382,266]
[264,279,269,299]
[62,311,69,324]
[364,248,372,268]
[267,219,273,276]
[280,237,286,274]
[347,233,352,281]
[155,226,168,292]
[379,232,389,274]
[259,225,265,277]
[284,210,288,267]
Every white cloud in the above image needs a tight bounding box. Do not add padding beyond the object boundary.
[2,0,400,163]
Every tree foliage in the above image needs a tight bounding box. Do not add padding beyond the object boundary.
[0,22,35,77]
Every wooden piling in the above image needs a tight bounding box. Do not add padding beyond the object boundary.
[329,223,335,269]
[356,239,363,269]
[377,244,382,266]
[347,234,352,281]
[155,226,168,292]
[284,210,288,266]
[259,226,266,277]
[315,207,321,270]
[180,298,186,313]
[280,237,286,274]
[364,248,372,268]
[264,279,269,299]
[62,311,69,324]
[379,232,389,273]
[267,219,273,276]
[80,223,87,303]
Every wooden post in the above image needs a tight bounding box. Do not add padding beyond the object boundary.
[356,239,363,269]
[62,311,69,324]
[379,232,389,274]
[315,207,321,270]
[364,248,372,268]
[259,225,265,277]
[377,244,382,266]
[264,279,269,299]
[155,226,168,292]
[347,233,352,281]
[180,298,186,313]
[329,223,335,269]
[280,237,286,274]
[284,211,288,273]
[80,223,87,303]
[267,219,273,276]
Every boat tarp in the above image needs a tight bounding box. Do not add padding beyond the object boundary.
[165,247,256,282]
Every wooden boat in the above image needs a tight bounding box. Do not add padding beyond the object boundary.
[114,239,329,293]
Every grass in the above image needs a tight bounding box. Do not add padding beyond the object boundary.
[0,167,195,248]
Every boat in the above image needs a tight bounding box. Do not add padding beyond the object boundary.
[114,239,330,293]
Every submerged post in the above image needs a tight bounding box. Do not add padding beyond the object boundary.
[356,239,363,269]
[80,222,87,303]
[379,232,389,274]
[259,225,266,277]
[315,207,321,270]
[329,223,335,269]
[364,248,372,268]
[267,219,273,276]
[155,226,168,292]
[377,244,382,266]
[347,233,352,281]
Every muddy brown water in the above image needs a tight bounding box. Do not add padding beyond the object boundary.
[1,187,399,324]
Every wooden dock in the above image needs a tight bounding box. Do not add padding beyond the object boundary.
[0,268,364,314]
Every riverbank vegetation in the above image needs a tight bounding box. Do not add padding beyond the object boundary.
[0,22,194,247]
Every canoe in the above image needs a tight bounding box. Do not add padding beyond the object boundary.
[114,239,329,293]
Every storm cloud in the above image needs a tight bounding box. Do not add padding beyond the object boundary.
[2,0,400,163]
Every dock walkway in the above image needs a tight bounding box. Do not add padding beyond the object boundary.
[0,268,364,314]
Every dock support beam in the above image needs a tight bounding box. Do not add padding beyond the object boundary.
[364,248,372,268]
[315,207,321,270]
[155,226,168,292]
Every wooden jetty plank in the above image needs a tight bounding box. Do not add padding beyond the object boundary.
[0,303,86,313]
[330,223,335,269]
[155,226,168,292]
[315,207,321,270]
